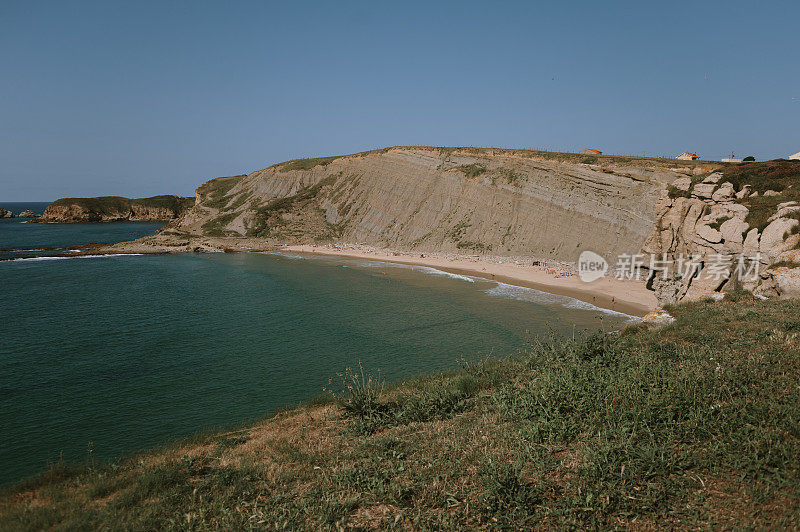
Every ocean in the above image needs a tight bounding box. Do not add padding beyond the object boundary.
[0,203,633,486]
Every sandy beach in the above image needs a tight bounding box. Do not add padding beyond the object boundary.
[99,235,658,316]
[284,244,657,317]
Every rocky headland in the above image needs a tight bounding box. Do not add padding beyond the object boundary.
[39,195,193,223]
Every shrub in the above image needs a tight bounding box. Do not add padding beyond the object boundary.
[325,361,386,419]
[708,215,732,231]
[667,185,691,199]
[454,163,487,179]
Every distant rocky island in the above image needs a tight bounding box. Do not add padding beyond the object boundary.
[38,195,193,223]
[0,207,38,219]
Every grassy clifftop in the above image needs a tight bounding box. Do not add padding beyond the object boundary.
[1,293,798,529]
[48,195,194,212]
[272,146,721,172]
[42,195,194,222]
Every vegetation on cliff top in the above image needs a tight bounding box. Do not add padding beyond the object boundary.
[257,146,717,176]
[718,159,800,231]
[196,175,246,210]
[2,292,798,529]
[47,195,194,213]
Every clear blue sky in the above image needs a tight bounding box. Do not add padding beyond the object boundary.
[1,0,798,201]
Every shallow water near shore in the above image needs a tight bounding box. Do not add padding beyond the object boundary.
[0,215,632,486]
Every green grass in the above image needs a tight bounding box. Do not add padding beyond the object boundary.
[454,163,488,179]
[200,212,239,236]
[769,259,800,269]
[2,294,799,529]
[497,167,523,187]
[197,175,246,210]
[47,195,193,214]
[667,184,692,199]
[245,177,335,237]
[708,215,733,230]
[456,240,492,252]
[716,160,800,231]
[282,156,341,172]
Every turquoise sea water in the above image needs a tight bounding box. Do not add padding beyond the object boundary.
[0,207,633,486]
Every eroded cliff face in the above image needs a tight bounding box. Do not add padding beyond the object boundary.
[641,160,800,303]
[41,196,194,223]
[166,147,705,263]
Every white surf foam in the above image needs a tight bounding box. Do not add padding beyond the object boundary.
[348,260,477,283]
[6,253,143,263]
[259,252,630,318]
[259,251,307,260]
[485,282,637,319]
[412,266,476,283]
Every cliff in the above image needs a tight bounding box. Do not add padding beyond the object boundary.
[105,147,800,303]
[641,159,800,302]
[162,147,714,262]
[40,195,194,223]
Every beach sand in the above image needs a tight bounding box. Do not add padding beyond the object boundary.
[284,244,657,317]
[99,235,658,316]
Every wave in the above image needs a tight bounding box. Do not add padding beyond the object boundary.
[260,251,630,318]
[258,251,307,260]
[261,250,479,283]
[484,282,638,319]
[412,266,476,283]
[346,259,478,283]
[5,254,144,263]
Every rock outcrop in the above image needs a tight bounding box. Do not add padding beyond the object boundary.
[642,159,800,303]
[17,210,38,218]
[40,196,193,223]
[0,207,13,218]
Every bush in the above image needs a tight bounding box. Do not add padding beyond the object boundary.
[667,184,691,199]
[326,361,386,418]
[454,163,487,179]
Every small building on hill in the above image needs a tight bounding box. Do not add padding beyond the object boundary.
[580,148,602,155]
[676,152,700,160]
[790,151,800,160]
[722,157,743,163]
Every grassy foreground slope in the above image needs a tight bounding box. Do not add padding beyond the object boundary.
[2,293,799,529]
